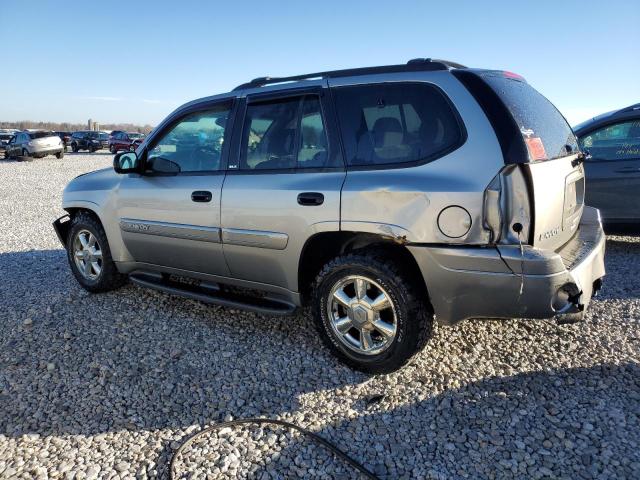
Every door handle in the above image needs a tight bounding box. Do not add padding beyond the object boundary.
[297,192,324,206]
[191,190,212,202]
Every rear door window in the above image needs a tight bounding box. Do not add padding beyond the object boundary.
[332,83,464,167]
[239,94,332,170]
[579,120,640,161]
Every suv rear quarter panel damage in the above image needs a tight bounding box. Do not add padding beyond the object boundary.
[337,73,505,245]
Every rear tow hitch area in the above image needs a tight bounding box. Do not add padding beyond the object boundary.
[554,283,585,325]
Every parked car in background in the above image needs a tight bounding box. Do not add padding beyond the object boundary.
[70,131,110,152]
[55,131,72,152]
[574,103,640,225]
[0,130,17,154]
[4,130,63,159]
[54,59,606,373]
[109,131,146,153]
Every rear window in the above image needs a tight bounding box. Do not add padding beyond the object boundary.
[333,83,464,167]
[478,73,577,161]
[28,131,55,139]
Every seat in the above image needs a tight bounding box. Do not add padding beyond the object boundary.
[254,128,296,169]
[371,117,411,161]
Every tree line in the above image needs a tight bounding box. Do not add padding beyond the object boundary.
[0,120,154,134]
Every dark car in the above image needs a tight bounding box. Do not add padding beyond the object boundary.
[0,131,17,154]
[70,131,110,152]
[55,131,72,152]
[109,131,146,153]
[574,103,640,225]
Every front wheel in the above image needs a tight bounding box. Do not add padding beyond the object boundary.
[21,148,30,161]
[110,144,117,154]
[56,150,64,159]
[312,250,433,374]
[71,143,78,153]
[66,212,127,293]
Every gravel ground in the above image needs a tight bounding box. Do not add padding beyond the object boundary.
[0,153,639,479]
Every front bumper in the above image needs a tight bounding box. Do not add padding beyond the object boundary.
[408,206,606,325]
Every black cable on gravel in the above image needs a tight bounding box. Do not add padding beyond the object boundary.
[169,418,380,480]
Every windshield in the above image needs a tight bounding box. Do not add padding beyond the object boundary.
[28,131,55,139]
[479,72,578,161]
[0,134,13,141]
[128,133,144,139]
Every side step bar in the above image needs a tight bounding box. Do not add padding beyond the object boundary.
[129,272,297,316]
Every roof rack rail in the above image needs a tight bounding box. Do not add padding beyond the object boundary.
[232,58,466,91]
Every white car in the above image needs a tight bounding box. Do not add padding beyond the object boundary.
[4,130,64,160]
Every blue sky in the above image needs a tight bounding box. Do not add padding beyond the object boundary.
[1,0,638,126]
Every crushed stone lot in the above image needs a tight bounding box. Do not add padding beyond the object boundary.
[0,153,639,479]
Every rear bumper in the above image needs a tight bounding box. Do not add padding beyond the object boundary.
[31,147,64,156]
[408,206,606,325]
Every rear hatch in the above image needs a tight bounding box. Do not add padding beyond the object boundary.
[30,131,61,149]
[454,70,584,251]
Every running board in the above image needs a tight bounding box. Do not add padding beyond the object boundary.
[129,272,296,316]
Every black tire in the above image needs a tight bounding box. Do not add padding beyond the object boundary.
[110,144,117,154]
[56,151,64,159]
[71,143,78,153]
[21,149,31,161]
[66,212,127,293]
[312,250,433,374]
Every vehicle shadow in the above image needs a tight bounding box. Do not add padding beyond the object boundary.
[0,248,638,479]
[0,248,367,436]
[230,362,639,479]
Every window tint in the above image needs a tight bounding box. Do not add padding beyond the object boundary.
[239,95,330,170]
[28,131,54,139]
[579,120,640,161]
[333,83,463,167]
[147,103,231,173]
[478,73,578,161]
[299,97,328,168]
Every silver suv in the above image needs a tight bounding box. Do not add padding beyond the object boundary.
[5,130,64,160]
[54,59,606,373]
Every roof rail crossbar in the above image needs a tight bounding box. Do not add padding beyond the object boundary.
[232,58,464,91]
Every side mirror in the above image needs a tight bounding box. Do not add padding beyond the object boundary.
[113,151,140,174]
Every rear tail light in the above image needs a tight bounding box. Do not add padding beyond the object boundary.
[483,165,532,245]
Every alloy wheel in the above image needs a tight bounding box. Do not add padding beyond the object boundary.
[327,275,398,355]
[72,230,103,280]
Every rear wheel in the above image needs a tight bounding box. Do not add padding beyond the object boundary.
[21,148,30,161]
[66,212,127,293]
[56,150,64,159]
[312,250,433,374]
[71,143,78,153]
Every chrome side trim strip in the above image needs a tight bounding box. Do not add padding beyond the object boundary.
[221,228,288,250]
[119,218,220,243]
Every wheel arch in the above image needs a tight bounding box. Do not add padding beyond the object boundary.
[298,231,431,308]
